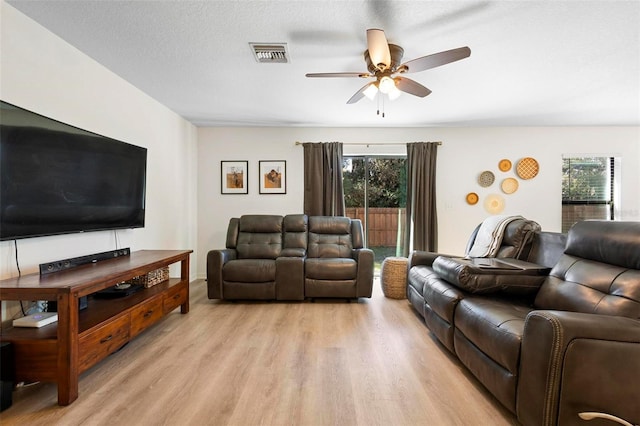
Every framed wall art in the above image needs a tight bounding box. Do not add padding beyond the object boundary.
[259,160,286,194]
[221,161,248,194]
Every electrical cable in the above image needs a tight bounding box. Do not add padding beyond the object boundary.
[14,239,26,316]
[14,239,21,277]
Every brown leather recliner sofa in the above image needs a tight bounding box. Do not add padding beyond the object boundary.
[408,220,640,426]
[207,214,374,300]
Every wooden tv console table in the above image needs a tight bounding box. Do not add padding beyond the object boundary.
[0,249,192,405]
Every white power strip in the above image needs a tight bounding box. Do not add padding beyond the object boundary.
[13,312,58,328]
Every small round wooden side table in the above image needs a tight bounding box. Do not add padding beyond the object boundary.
[381,256,408,299]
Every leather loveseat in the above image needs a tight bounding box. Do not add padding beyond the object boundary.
[408,220,640,426]
[207,214,374,301]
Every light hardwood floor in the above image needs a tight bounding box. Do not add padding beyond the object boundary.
[1,279,517,426]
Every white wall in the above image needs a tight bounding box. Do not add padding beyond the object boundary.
[0,2,198,292]
[197,126,639,278]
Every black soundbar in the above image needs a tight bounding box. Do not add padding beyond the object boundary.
[39,248,131,275]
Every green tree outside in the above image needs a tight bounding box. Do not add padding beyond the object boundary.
[562,157,609,201]
[343,157,406,208]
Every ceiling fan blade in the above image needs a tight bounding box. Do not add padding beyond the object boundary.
[306,72,369,78]
[399,46,471,73]
[395,77,432,97]
[347,82,376,104]
[366,29,391,71]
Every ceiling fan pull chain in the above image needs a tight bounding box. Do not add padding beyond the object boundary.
[382,96,386,118]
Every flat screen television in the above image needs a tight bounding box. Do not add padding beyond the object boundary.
[0,101,147,241]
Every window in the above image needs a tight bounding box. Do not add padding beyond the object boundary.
[562,156,619,232]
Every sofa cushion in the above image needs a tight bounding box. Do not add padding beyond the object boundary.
[239,214,284,233]
[535,257,640,317]
[534,221,640,318]
[236,215,283,259]
[283,214,308,254]
[309,215,351,234]
[223,259,276,282]
[305,258,357,280]
[522,231,567,268]
[565,220,640,269]
[422,270,466,325]
[237,232,282,259]
[455,297,533,375]
[308,216,353,258]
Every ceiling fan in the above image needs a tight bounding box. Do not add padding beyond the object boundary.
[306,29,471,104]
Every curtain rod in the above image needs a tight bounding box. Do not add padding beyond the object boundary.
[294,141,442,146]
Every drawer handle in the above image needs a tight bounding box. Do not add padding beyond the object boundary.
[143,310,154,318]
[100,335,113,344]
[173,294,181,300]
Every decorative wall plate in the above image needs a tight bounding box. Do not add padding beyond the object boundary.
[466,192,479,205]
[478,170,495,187]
[516,157,539,179]
[501,177,519,194]
[484,193,505,214]
[498,159,512,172]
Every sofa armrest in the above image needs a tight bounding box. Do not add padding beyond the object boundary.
[517,311,640,426]
[409,250,459,268]
[354,248,374,297]
[206,249,236,299]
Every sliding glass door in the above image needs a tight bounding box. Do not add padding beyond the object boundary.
[343,156,406,273]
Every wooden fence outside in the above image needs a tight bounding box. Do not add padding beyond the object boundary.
[561,204,610,233]
[346,207,406,247]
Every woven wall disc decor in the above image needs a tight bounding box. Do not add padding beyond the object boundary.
[501,177,519,194]
[478,170,495,187]
[498,159,512,172]
[516,157,539,179]
[466,192,479,205]
[484,193,505,214]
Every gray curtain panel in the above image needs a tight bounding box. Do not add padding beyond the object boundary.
[404,142,438,254]
[303,142,345,216]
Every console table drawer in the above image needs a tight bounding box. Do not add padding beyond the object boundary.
[78,314,130,373]
[130,296,163,338]
[164,284,187,314]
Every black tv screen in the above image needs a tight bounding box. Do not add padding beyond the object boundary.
[0,101,147,241]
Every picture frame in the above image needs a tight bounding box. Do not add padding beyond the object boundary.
[221,161,248,194]
[259,160,286,194]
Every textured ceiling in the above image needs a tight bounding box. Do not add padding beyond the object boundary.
[7,0,640,127]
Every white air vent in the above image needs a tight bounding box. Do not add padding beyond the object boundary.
[249,43,290,63]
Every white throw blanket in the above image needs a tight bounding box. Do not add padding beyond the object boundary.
[467,215,524,258]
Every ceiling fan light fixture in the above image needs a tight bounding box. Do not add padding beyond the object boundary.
[388,85,402,100]
[378,76,395,94]
[363,83,378,100]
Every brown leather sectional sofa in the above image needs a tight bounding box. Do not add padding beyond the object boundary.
[408,220,640,426]
[207,214,374,300]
